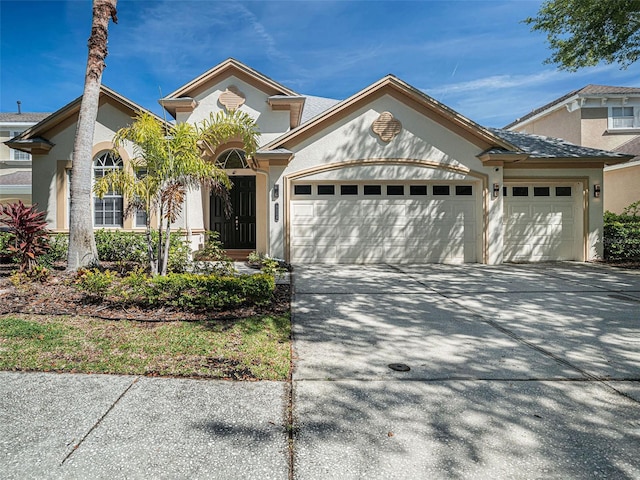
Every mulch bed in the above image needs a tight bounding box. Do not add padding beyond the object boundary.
[0,263,290,322]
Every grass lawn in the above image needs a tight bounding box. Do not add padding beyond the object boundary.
[0,313,291,380]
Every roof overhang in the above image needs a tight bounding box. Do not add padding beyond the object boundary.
[160,58,298,106]
[267,96,306,129]
[261,75,518,153]
[4,137,54,154]
[158,97,199,119]
[254,148,294,168]
[477,151,530,166]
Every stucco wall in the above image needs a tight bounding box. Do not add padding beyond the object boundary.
[179,75,291,147]
[604,161,640,213]
[271,93,500,262]
[514,108,581,144]
[32,102,136,230]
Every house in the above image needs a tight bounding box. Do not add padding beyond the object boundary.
[505,85,640,213]
[7,59,632,264]
[0,111,51,206]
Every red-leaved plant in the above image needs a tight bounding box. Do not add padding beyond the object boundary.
[0,201,50,272]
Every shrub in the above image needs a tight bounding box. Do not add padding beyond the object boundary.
[93,229,190,272]
[146,273,275,309]
[0,201,50,272]
[94,229,147,263]
[37,233,69,267]
[75,269,117,299]
[0,231,12,261]
[192,231,234,275]
[74,270,275,310]
[604,210,640,260]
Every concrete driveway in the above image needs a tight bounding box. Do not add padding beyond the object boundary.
[292,263,640,479]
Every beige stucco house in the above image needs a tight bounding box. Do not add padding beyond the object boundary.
[0,111,51,206]
[505,85,640,214]
[8,59,632,264]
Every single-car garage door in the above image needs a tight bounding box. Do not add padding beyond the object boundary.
[503,183,583,262]
[289,182,478,264]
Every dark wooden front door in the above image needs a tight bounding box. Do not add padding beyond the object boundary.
[210,176,256,249]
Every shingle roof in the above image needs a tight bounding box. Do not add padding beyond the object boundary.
[613,135,640,159]
[0,171,31,186]
[504,84,640,129]
[300,95,341,124]
[0,112,51,123]
[489,128,631,159]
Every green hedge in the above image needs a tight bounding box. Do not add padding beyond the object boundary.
[76,269,276,310]
[604,211,640,260]
[25,230,189,272]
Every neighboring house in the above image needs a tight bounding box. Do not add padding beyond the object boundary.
[505,85,640,213]
[7,59,632,264]
[0,111,51,205]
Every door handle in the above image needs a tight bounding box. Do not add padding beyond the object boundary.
[235,216,239,231]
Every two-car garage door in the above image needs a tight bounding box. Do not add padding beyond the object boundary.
[288,179,584,264]
[289,182,478,264]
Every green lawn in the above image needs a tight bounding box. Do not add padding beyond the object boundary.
[0,314,291,380]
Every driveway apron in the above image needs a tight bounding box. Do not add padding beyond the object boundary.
[292,263,640,479]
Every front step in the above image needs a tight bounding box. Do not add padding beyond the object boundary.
[224,249,253,261]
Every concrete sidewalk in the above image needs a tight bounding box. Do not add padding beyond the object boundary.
[0,373,288,479]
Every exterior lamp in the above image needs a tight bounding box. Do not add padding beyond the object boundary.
[493,183,500,198]
[594,184,601,198]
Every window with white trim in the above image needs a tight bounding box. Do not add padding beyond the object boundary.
[134,168,148,228]
[93,151,123,227]
[610,106,636,129]
[10,132,31,161]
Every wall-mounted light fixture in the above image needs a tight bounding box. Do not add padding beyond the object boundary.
[274,203,279,222]
[273,184,280,200]
[593,184,601,198]
[493,183,500,198]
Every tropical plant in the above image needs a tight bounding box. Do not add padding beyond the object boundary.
[67,0,118,271]
[0,201,51,272]
[94,109,259,275]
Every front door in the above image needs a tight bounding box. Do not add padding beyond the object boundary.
[210,176,256,249]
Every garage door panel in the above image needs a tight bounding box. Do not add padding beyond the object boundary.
[503,183,581,262]
[290,182,478,264]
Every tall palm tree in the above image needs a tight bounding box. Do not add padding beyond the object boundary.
[67,0,118,271]
[94,110,259,275]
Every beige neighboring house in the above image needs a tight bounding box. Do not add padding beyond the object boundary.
[0,111,51,206]
[8,59,633,264]
[505,85,640,213]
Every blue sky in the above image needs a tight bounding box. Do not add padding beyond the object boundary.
[3,0,640,128]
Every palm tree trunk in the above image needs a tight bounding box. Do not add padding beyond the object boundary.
[67,0,118,271]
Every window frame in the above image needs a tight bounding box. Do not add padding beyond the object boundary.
[10,131,31,161]
[609,106,637,130]
[93,151,124,228]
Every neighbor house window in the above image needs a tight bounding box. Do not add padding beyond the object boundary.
[10,132,30,161]
[93,151,123,227]
[611,106,635,129]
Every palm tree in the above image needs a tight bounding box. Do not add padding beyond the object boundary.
[67,0,118,271]
[94,110,259,275]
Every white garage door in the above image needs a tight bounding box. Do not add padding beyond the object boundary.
[289,182,478,264]
[503,183,583,262]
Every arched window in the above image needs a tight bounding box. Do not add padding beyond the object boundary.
[93,151,123,227]
[216,149,249,169]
